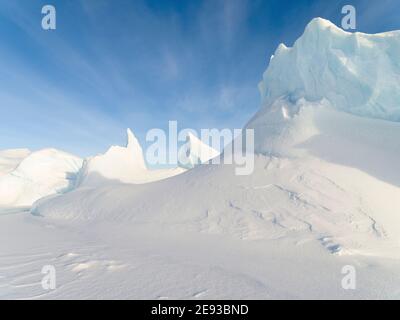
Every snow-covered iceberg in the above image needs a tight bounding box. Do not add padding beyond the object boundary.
[248,18,400,158]
[258,18,400,122]
[76,128,185,187]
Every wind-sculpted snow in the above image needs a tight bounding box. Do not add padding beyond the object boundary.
[34,136,400,258]
[258,18,400,122]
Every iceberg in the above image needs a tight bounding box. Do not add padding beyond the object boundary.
[258,18,400,122]
[76,128,185,187]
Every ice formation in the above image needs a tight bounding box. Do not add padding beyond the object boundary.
[258,18,400,122]
[76,128,185,187]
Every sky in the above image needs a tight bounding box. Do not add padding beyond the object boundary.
[1,0,400,157]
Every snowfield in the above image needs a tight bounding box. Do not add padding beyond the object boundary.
[2,18,400,299]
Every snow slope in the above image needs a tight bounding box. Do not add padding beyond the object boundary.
[76,128,185,187]
[33,147,400,258]
[0,149,82,208]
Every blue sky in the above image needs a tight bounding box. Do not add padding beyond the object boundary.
[1,0,399,157]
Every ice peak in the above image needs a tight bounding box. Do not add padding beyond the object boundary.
[305,17,340,31]
[126,128,136,148]
[299,18,347,43]
[126,128,145,156]
[275,43,288,55]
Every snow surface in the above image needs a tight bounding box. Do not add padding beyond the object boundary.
[2,18,400,299]
[2,212,400,299]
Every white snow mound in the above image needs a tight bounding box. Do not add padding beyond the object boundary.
[0,148,82,207]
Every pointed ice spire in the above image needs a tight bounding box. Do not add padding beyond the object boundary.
[125,128,146,169]
[126,128,142,151]
[306,17,338,30]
